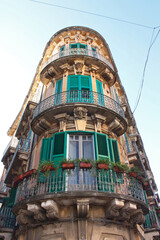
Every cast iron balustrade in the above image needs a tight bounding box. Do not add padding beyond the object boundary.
[0,206,16,229]
[33,90,125,120]
[15,169,145,204]
[42,48,114,71]
[5,138,31,180]
[0,181,7,192]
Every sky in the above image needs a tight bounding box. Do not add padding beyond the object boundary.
[0,0,160,190]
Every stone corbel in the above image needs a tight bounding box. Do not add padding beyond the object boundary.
[27,204,46,222]
[119,202,137,222]
[60,63,71,73]
[106,199,124,219]
[108,117,125,134]
[77,199,89,240]
[75,31,82,43]
[129,209,145,225]
[74,107,88,131]
[92,114,106,132]
[89,64,99,73]
[41,200,59,219]
[54,113,69,132]
[16,209,34,226]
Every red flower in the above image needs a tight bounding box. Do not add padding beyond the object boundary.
[23,169,36,179]
[13,174,24,187]
[129,172,137,178]
[113,166,124,173]
[41,166,55,172]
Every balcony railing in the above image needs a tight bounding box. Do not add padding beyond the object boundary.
[15,170,145,204]
[6,138,31,179]
[0,206,16,229]
[0,181,8,192]
[144,208,160,229]
[3,137,19,157]
[33,90,125,121]
[42,48,114,71]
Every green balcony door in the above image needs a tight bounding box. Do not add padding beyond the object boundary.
[55,79,63,105]
[96,80,104,106]
[67,75,92,103]
[70,43,87,55]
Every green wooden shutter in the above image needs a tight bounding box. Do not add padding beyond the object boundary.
[124,133,130,153]
[108,139,120,163]
[39,137,52,165]
[59,46,65,57]
[94,133,113,192]
[108,139,114,162]
[55,79,62,94]
[70,43,78,49]
[8,188,17,207]
[51,132,67,192]
[96,80,104,105]
[55,79,63,105]
[67,75,79,102]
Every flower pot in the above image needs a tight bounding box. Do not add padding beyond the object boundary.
[137,176,143,182]
[97,163,109,170]
[80,162,92,169]
[113,166,124,173]
[41,166,55,172]
[152,223,157,228]
[129,172,137,178]
[23,169,36,179]
[62,163,74,170]
[13,174,24,187]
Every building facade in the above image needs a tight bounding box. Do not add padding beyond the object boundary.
[0,26,160,240]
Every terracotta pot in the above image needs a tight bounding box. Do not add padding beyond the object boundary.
[113,166,124,173]
[41,166,55,172]
[129,172,137,178]
[80,162,92,169]
[62,163,74,170]
[97,163,109,170]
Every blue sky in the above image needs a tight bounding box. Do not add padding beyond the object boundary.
[0,0,160,190]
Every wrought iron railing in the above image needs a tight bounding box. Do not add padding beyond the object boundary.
[42,48,114,71]
[0,206,16,229]
[15,170,145,204]
[144,208,160,229]
[33,90,125,120]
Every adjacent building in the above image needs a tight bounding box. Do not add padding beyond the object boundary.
[0,26,160,240]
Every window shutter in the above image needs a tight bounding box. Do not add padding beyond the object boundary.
[60,45,65,51]
[124,133,130,153]
[69,75,79,89]
[108,139,114,162]
[95,133,109,160]
[70,43,78,49]
[81,76,90,88]
[53,133,65,155]
[112,140,120,162]
[39,137,53,165]
[55,79,62,94]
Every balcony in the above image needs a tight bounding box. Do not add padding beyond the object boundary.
[5,138,31,187]
[14,170,146,208]
[31,90,127,136]
[40,49,115,85]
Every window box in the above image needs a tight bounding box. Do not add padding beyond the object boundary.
[62,162,74,170]
[97,163,109,170]
[23,169,36,179]
[13,174,24,187]
[80,162,92,169]
[41,166,55,172]
[113,166,124,173]
[129,172,137,178]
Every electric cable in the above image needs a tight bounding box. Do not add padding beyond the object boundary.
[28,0,154,30]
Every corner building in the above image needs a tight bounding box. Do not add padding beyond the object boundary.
[0,26,160,240]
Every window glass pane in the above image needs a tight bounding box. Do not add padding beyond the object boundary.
[69,141,79,159]
[82,136,86,140]
[83,141,93,159]
[75,136,79,140]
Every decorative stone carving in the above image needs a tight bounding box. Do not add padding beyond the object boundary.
[27,204,46,222]
[106,199,124,219]
[92,114,106,132]
[41,200,59,219]
[75,31,83,42]
[130,209,145,225]
[73,60,85,75]
[16,209,34,226]
[74,107,88,131]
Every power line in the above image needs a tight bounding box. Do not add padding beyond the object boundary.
[133,27,160,113]
[29,0,154,30]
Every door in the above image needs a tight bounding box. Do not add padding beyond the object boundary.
[96,80,104,106]
[67,134,96,190]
